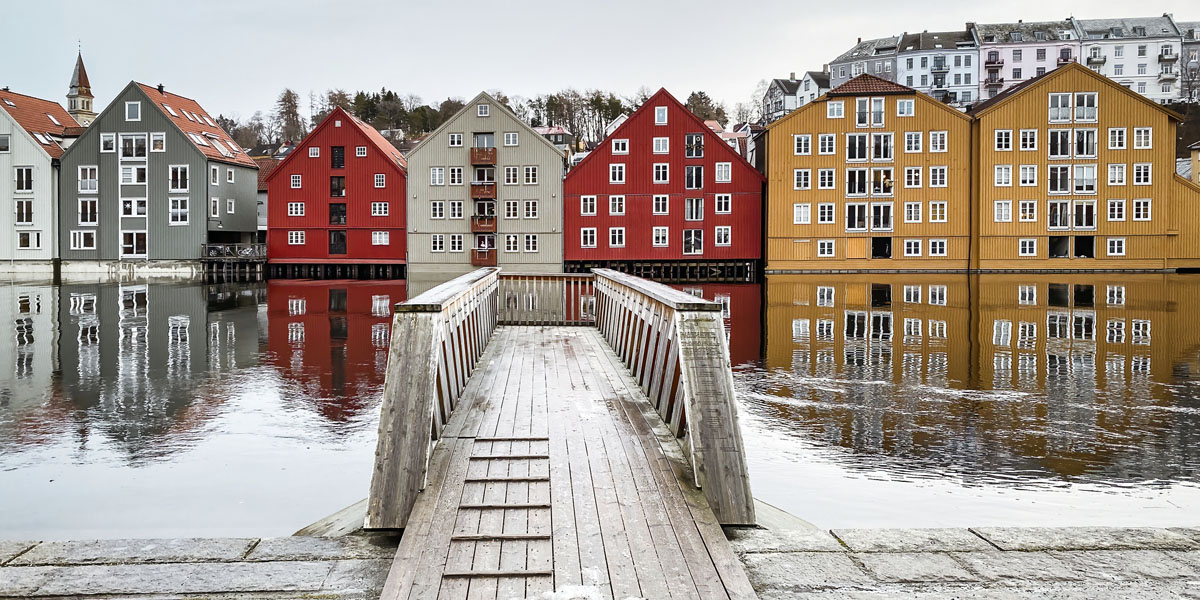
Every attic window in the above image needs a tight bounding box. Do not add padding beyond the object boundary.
[184,111,195,122]
[162,103,178,117]
[1010,32,1022,42]
[211,138,233,158]
[1035,31,1046,41]
[203,132,220,139]
[189,133,209,147]
[203,116,216,127]
[33,133,51,145]
[477,104,490,117]
[46,113,61,126]
[227,140,240,154]
[2,99,14,107]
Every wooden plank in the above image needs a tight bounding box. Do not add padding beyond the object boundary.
[544,330,582,592]
[451,533,550,541]
[444,570,553,578]
[468,454,550,460]
[459,503,550,509]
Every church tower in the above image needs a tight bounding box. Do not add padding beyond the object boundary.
[67,52,96,126]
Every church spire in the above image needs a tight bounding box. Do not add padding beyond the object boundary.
[67,50,97,126]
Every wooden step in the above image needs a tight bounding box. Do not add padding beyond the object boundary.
[468,454,550,460]
[443,570,553,578]
[458,502,551,509]
[472,436,550,442]
[450,533,551,541]
[463,476,550,483]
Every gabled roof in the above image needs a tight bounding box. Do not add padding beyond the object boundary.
[568,88,764,182]
[0,88,78,159]
[406,91,565,159]
[1074,15,1180,39]
[534,125,570,136]
[255,158,281,192]
[265,106,406,185]
[770,78,801,95]
[899,30,976,52]
[973,20,1076,44]
[805,71,831,88]
[832,36,900,64]
[827,73,914,97]
[968,62,1183,120]
[135,83,257,168]
[1178,21,1200,39]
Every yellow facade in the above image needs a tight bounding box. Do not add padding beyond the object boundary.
[765,84,974,271]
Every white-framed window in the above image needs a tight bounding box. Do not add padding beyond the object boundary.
[125,101,141,121]
[287,202,305,216]
[794,134,812,155]
[896,99,914,117]
[1020,129,1037,151]
[929,201,947,223]
[227,198,236,214]
[356,146,367,157]
[522,234,539,253]
[715,225,731,246]
[1018,238,1037,256]
[374,173,386,188]
[1048,129,1070,158]
[904,285,921,304]
[1109,128,1126,149]
[226,168,235,184]
[846,168,867,195]
[1107,237,1125,256]
[929,131,947,152]
[653,137,669,154]
[653,163,669,183]
[371,202,388,216]
[523,166,538,184]
[929,285,947,306]
[288,230,305,245]
[14,166,33,192]
[819,134,836,154]
[995,129,1013,151]
[430,234,445,252]
[845,203,868,231]
[372,231,390,245]
[653,195,669,215]
[682,229,703,255]
[150,132,166,152]
[871,132,893,161]
[580,195,597,216]
[1133,127,1152,149]
[430,201,445,219]
[70,230,96,250]
[504,132,518,146]
[120,133,148,159]
[817,203,835,224]
[505,200,519,219]
[1108,163,1126,185]
[290,174,302,188]
[607,195,624,216]
[449,200,463,219]
[448,167,463,185]
[793,169,811,190]
[14,198,33,225]
[525,199,539,219]
[122,197,148,217]
[1019,165,1037,186]
[477,104,490,117]
[793,203,811,224]
[994,200,1012,222]
[100,133,116,153]
[612,139,628,154]
[1049,93,1071,122]
[819,169,836,189]
[450,234,464,252]
[903,239,921,257]
[503,166,519,185]
[78,198,98,225]
[715,162,731,183]
[1108,198,1126,221]
[715,194,731,214]
[609,227,625,247]
[685,197,703,221]
[121,165,147,184]
[904,201,921,223]
[609,163,625,183]
[580,228,597,248]
[817,240,835,257]
[162,197,186,224]
[1074,92,1097,121]
[652,226,669,247]
[1133,163,1151,185]
[1075,164,1097,193]
[1133,199,1151,221]
[929,239,947,256]
[78,165,99,193]
[929,166,947,187]
[904,131,922,153]
[16,231,41,250]
[827,101,844,118]
[1016,199,1035,222]
[448,133,463,147]
[430,167,445,185]
[504,234,519,253]
[994,165,1012,186]
[654,106,668,124]
[0,134,9,153]
[309,146,320,158]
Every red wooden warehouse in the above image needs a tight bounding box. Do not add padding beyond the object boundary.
[564,89,764,281]
[266,106,407,278]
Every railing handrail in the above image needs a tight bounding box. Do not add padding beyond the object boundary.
[396,267,499,312]
[592,268,721,312]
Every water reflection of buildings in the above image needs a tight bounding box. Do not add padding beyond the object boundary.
[763,274,1200,481]
[265,280,406,422]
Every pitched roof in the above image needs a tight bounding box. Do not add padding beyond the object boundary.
[899,30,976,52]
[1074,15,1180,39]
[254,158,281,192]
[806,71,831,88]
[0,88,78,158]
[968,62,1182,120]
[264,106,406,185]
[69,52,92,96]
[831,36,900,64]
[827,73,914,97]
[771,78,801,95]
[533,125,570,136]
[1178,21,1200,39]
[1178,158,1193,180]
[135,83,257,168]
[973,20,1076,44]
[405,91,564,158]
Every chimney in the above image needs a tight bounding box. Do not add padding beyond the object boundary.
[858,37,862,43]
[157,83,164,94]
[966,22,975,30]
[790,72,796,80]
[822,63,830,73]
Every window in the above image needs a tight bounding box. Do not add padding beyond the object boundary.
[871,133,893,161]
[1019,200,1037,222]
[356,146,367,157]
[309,146,320,158]
[685,197,703,221]
[1133,163,1151,185]
[1074,93,1097,121]
[1107,237,1125,256]
[1074,165,1096,194]
[794,134,811,155]
[520,166,537,185]
[1020,129,1037,151]
[1075,129,1097,157]
[870,97,884,126]
[207,197,218,218]
[1133,128,1152,149]
[846,168,868,195]
[612,139,628,154]
[288,231,305,245]
[817,203,835,224]
[1014,164,1036,187]
[580,195,596,216]
[929,239,947,256]
[430,234,446,252]
[226,168,235,184]
[504,132,518,146]
[14,198,33,225]
[503,234,518,253]
[78,198,98,225]
[330,175,346,197]
[870,202,893,231]
[1048,129,1070,158]
[581,228,597,248]
[505,200,519,219]
[610,163,625,183]
[1109,128,1127,149]
[1048,166,1071,193]
[70,230,96,250]
[447,167,463,185]
[148,132,166,152]
[929,201,947,223]
[1074,199,1097,229]
[845,133,868,162]
[120,165,147,185]
[477,104,490,117]
[651,136,670,154]
[715,194,731,214]
[291,174,302,188]
[1048,200,1070,229]
[497,166,516,185]
[715,226,731,246]
[1108,198,1126,221]
[819,169,836,189]
[654,195,669,215]
[652,226,669,247]
[447,133,463,147]
[903,239,921,257]
[287,202,305,216]
[449,201,463,219]
[443,234,460,252]
[430,167,445,185]
[793,203,811,224]
[929,131,947,152]
[870,168,893,196]
[120,134,147,159]
[817,240,835,257]
[16,231,41,250]
[654,106,667,124]
[897,99,914,116]
[74,165,99,193]
[371,202,389,216]
[607,195,624,216]
[1107,163,1126,186]
[904,285,921,304]
[819,134,836,154]
[0,134,8,153]
[125,101,141,121]
[430,201,445,219]
[100,133,115,153]
[904,201,921,223]
[994,200,1012,222]
[715,162,731,183]
[793,169,811,190]
[995,130,1013,151]
[170,198,189,224]
[1133,199,1151,221]
[653,163,669,183]
[929,166,947,187]
[1019,238,1037,256]
[904,132,922,153]
[995,165,1012,186]
[685,133,704,158]
[609,227,625,247]
[929,285,947,306]
[1049,93,1071,122]
[683,229,703,255]
[827,101,844,118]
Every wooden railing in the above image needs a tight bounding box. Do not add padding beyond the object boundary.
[366,267,500,529]
[592,268,756,525]
[498,273,595,326]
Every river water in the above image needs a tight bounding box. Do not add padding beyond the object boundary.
[1,274,1198,539]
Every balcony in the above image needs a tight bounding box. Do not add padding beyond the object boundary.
[1057,54,1075,65]
[471,248,497,267]
[1086,54,1107,65]
[1159,52,1179,63]
[471,215,497,233]
[1159,71,1179,81]
[984,56,1004,67]
[470,147,496,165]
[931,63,950,74]
[984,77,1005,88]
[471,181,496,199]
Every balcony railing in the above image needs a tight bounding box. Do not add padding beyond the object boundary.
[1159,71,1178,81]
[1057,54,1075,65]
[201,243,266,260]
[1159,53,1179,62]
[471,215,497,233]
[984,57,1004,67]
[470,248,497,267]
[470,181,496,199]
[931,63,950,74]
[985,77,1005,87]
[470,147,496,165]
[1086,54,1107,65]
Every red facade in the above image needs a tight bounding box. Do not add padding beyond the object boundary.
[266,107,407,264]
[564,89,764,264]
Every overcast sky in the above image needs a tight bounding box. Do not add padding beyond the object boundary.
[6,0,1197,125]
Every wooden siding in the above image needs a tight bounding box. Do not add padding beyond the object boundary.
[406,92,564,276]
[765,91,973,271]
[563,89,764,263]
[0,108,58,261]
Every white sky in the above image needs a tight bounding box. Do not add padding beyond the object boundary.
[6,0,1197,123]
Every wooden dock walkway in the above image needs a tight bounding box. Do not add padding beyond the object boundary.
[367,269,758,599]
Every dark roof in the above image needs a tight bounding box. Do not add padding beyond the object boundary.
[974,21,1076,44]
[832,36,900,64]
[806,71,831,88]
[0,88,78,158]
[1074,15,1180,39]
[827,73,914,97]
[899,30,976,52]
[969,62,1183,120]
[966,71,1048,116]
[771,78,801,95]
[135,83,257,168]
[254,158,281,192]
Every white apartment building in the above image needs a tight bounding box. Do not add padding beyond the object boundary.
[971,21,1081,100]
[896,30,980,106]
[1075,15,1184,103]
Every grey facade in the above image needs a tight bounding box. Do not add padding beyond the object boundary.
[1073,15,1184,103]
[406,91,565,279]
[1179,21,1200,101]
[896,30,980,106]
[58,82,258,263]
[830,36,900,89]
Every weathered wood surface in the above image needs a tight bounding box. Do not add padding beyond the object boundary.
[379,326,758,600]
[592,269,756,526]
[498,273,595,326]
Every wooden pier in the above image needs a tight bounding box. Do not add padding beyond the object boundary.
[368,268,757,599]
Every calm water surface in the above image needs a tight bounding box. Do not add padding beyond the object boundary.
[1,273,1198,539]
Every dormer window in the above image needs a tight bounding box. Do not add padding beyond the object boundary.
[125,101,141,121]
[477,104,490,117]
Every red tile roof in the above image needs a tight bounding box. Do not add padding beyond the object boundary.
[135,83,257,169]
[826,74,915,97]
[0,88,78,159]
[254,157,281,192]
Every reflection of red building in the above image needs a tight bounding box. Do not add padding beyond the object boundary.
[671,283,762,366]
[266,280,407,422]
